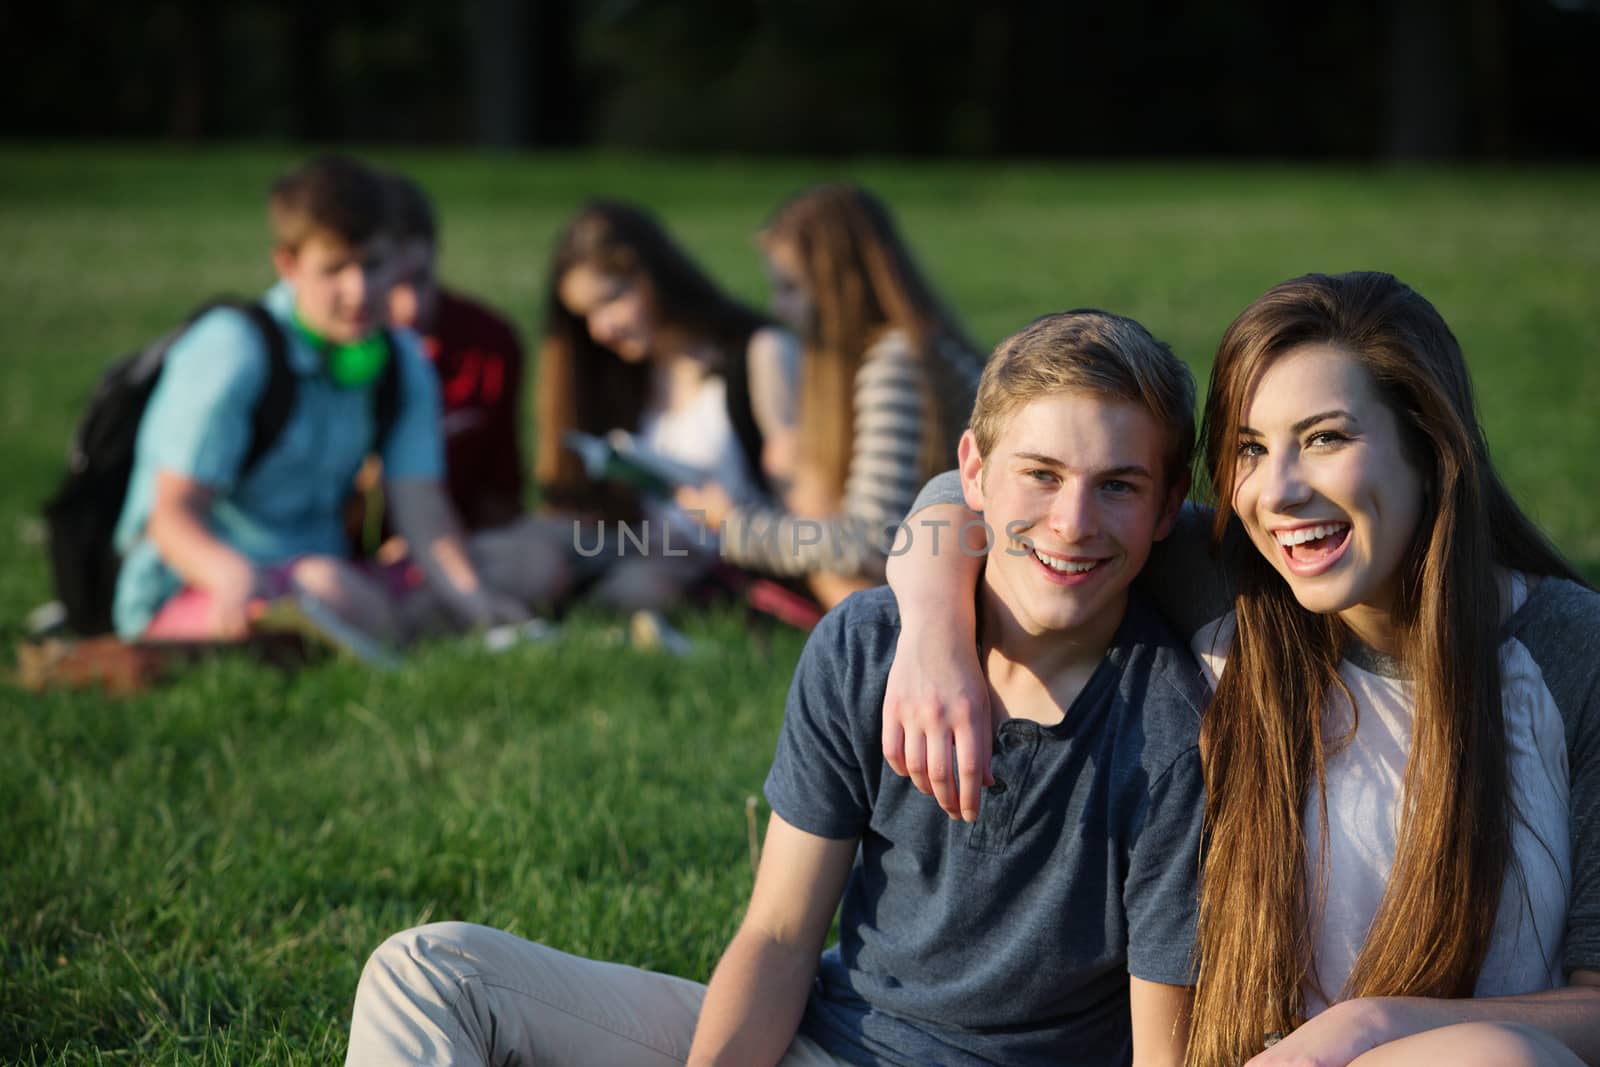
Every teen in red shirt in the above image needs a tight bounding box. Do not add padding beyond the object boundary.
[383,174,527,532]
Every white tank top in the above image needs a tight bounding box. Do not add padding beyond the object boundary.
[637,374,761,544]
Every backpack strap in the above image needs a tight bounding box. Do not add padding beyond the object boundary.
[371,330,403,456]
[237,303,296,476]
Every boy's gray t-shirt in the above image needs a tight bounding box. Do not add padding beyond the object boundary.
[764,586,1208,1067]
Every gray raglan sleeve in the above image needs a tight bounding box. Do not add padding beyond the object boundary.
[1511,578,1600,975]
[907,469,966,517]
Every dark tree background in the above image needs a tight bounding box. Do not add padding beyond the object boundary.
[3,0,1596,158]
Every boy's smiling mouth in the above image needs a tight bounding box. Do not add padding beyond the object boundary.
[1026,544,1108,584]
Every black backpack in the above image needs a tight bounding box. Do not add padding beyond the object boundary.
[42,300,400,636]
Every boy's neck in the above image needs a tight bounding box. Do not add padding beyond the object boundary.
[977,576,1127,727]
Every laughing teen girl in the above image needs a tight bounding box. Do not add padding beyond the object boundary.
[877,273,1600,1066]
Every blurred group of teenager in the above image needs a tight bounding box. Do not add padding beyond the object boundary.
[94,154,982,657]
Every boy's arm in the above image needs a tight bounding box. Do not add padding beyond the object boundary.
[686,813,856,1067]
[698,596,878,1065]
[386,479,527,628]
[882,471,991,821]
[1130,977,1193,1067]
[380,333,524,628]
[135,307,280,637]
[147,470,266,638]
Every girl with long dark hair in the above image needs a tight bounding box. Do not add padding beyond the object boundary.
[535,199,800,610]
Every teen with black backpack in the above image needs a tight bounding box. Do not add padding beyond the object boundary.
[56,156,543,650]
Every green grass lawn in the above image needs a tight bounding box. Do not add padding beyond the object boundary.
[2,146,1597,1063]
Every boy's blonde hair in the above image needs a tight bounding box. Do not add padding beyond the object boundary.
[970,310,1195,485]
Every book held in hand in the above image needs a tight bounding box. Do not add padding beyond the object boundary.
[561,430,707,498]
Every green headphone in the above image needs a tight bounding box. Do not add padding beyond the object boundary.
[291,312,390,389]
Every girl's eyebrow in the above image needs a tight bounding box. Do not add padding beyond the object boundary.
[1239,409,1358,436]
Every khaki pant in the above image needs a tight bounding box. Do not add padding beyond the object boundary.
[346,922,852,1066]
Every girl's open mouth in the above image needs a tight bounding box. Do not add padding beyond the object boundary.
[1273,522,1351,575]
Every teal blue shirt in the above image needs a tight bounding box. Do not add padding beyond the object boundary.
[112,283,443,637]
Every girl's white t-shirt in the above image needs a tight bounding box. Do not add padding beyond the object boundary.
[1192,572,1571,1013]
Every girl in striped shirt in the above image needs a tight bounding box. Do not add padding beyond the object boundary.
[680,184,983,610]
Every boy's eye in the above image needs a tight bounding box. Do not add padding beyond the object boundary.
[1024,468,1057,483]
[1102,480,1134,495]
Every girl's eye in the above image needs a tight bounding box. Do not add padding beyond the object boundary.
[1307,431,1347,448]
[1237,440,1265,458]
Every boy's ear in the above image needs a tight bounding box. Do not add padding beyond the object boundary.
[1153,469,1191,542]
[270,244,298,281]
[957,429,987,512]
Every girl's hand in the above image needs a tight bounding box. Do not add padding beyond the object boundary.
[883,619,993,822]
[1244,999,1393,1067]
[677,482,734,530]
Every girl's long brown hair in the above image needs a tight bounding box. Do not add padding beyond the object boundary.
[760,184,976,500]
[534,199,770,519]
[1188,272,1585,1067]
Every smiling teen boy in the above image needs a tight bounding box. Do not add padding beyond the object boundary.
[111,155,526,645]
[345,310,1207,1067]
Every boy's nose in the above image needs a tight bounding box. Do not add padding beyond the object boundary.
[1048,486,1099,543]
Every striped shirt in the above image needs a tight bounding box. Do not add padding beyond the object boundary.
[723,330,976,578]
